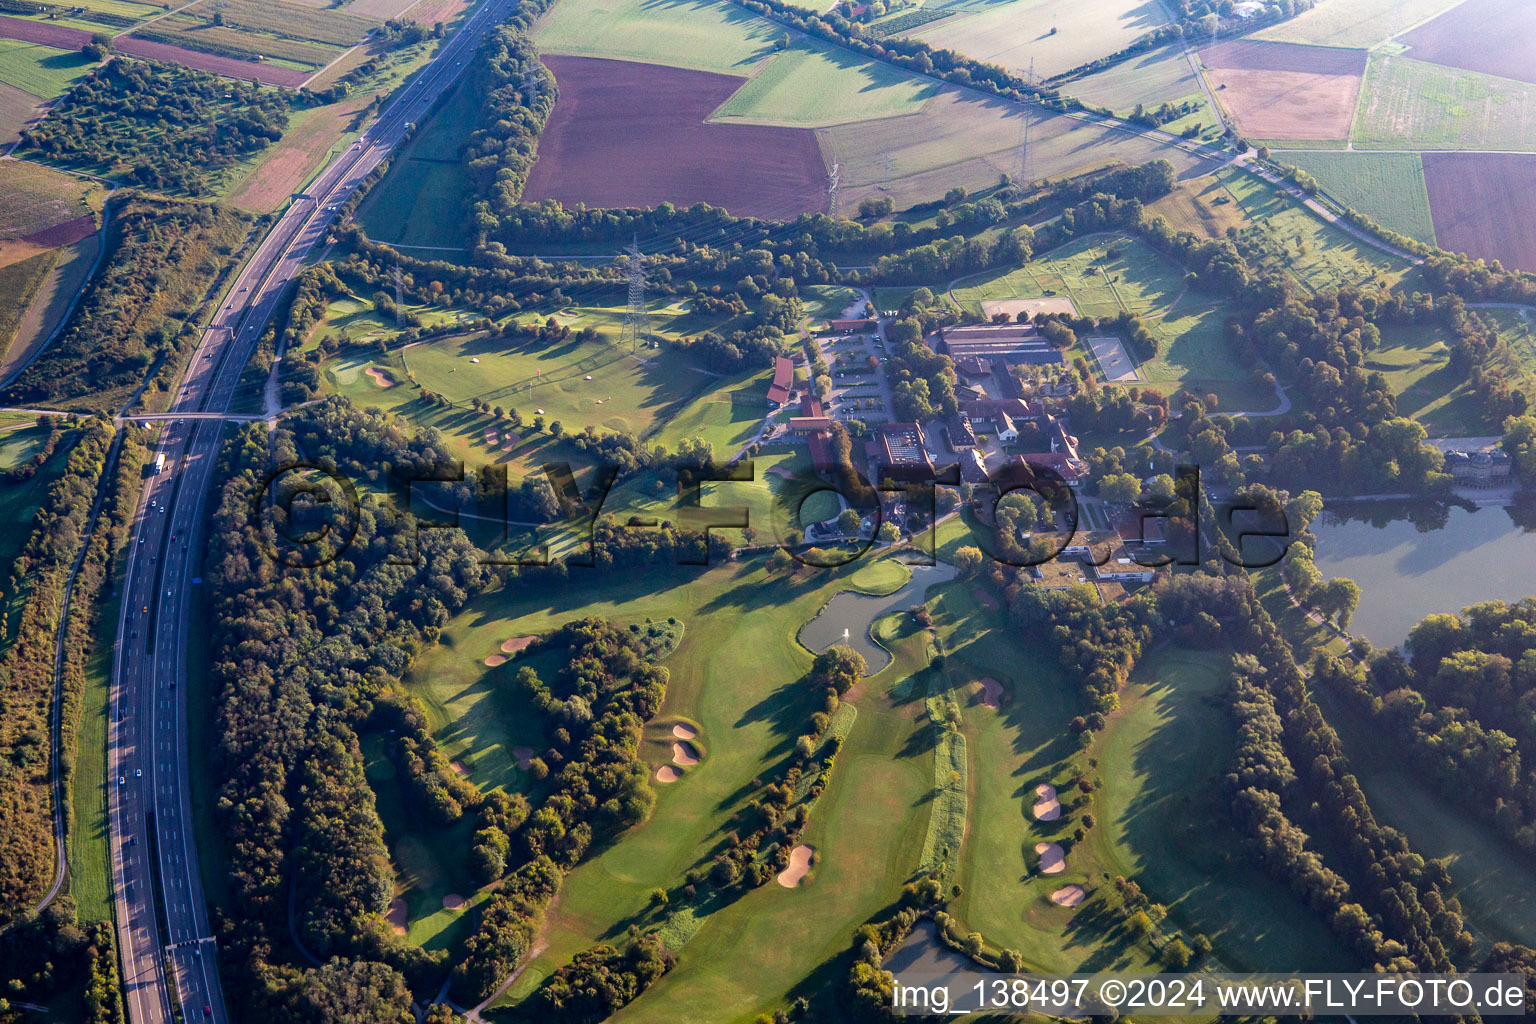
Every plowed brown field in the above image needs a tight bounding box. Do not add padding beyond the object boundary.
[1424,152,1536,273]
[1400,0,1536,85]
[1200,40,1365,140]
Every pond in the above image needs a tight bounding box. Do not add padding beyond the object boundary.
[1310,499,1536,649]
[797,561,958,674]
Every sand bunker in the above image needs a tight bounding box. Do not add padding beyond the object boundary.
[777,844,814,887]
[513,746,535,770]
[385,897,408,934]
[672,741,700,766]
[364,367,395,388]
[672,723,698,740]
[449,760,468,776]
[1051,884,1085,906]
[1033,783,1061,821]
[483,654,507,667]
[980,297,1078,320]
[442,893,467,911]
[655,765,681,783]
[978,677,1004,709]
[1035,842,1065,874]
[500,635,535,654]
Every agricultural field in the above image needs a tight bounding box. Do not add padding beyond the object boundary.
[1068,43,1204,117]
[708,37,940,128]
[522,56,826,223]
[1398,0,1536,86]
[225,92,375,213]
[818,88,1219,212]
[0,36,95,99]
[1253,0,1464,49]
[0,159,103,266]
[531,0,782,75]
[1422,152,1536,273]
[1,0,162,33]
[1199,40,1365,142]
[1352,55,1536,151]
[1275,151,1437,244]
[115,35,312,86]
[1146,173,1250,239]
[903,0,1170,82]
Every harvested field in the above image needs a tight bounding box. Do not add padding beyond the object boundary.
[1254,0,1462,49]
[115,35,311,86]
[305,36,388,91]
[1423,153,1536,273]
[226,95,372,212]
[1032,783,1060,821]
[776,844,813,888]
[398,0,466,26]
[1399,0,1536,86]
[908,0,1169,82]
[1352,54,1536,151]
[1035,842,1065,874]
[183,0,378,47]
[524,56,825,222]
[0,160,100,246]
[0,82,39,143]
[1068,43,1201,114]
[818,88,1218,210]
[1146,174,1249,239]
[347,0,426,17]
[21,214,93,247]
[1200,40,1365,140]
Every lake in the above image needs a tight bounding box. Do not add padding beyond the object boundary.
[1309,499,1536,649]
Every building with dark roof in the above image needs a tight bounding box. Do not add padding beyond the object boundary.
[789,416,833,435]
[829,318,875,333]
[767,356,794,406]
[946,412,978,450]
[938,323,1064,365]
[954,355,993,378]
[873,422,934,483]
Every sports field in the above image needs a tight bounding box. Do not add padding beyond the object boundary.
[532,0,781,75]
[0,38,94,99]
[905,0,1169,82]
[709,38,940,128]
[1277,151,1436,244]
[1352,55,1536,151]
[1253,0,1463,49]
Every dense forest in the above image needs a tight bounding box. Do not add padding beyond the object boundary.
[21,57,293,196]
[1,195,250,410]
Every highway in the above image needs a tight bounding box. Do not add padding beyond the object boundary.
[104,6,514,1023]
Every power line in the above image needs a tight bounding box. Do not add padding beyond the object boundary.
[393,264,404,328]
[827,161,841,217]
[618,239,650,353]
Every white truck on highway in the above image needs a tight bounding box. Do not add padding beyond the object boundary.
[152,452,166,474]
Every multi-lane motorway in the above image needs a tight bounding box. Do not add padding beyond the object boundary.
[104,6,513,1022]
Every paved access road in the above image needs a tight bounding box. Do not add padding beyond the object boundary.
[105,7,514,1024]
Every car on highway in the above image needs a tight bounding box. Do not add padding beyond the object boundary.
[135,768,142,778]
[118,776,125,786]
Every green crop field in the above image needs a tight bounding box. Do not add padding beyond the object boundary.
[1254,0,1464,49]
[532,0,782,75]
[0,40,96,100]
[905,0,1170,81]
[1352,55,1536,151]
[709,38,940,127]
[141,16,344,68]
[1218,166,1416,291]
[1276,150,1437,244]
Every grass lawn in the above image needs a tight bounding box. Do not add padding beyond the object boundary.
[1368,323,1499,437]
[1352,55,1536,152]
[412,553,935,1018]
[0,40,95,99]
[1253,0,1462,48]
[532,0,781,75]
[357,75,479,249]
[1274,150,1437,244]
[708,37,940,128]
[1320,696,1536,952]
[0,424,69,574]
[1086,646,1357,970]
[907,0,1170,81]
[1218,165,1416,292]
[800,284,860,319]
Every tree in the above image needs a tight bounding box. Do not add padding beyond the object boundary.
[1317,577,1361,629]
[1504,414,1536,478]
[878,521,899,544]
[837,508,861,535]
[1283,550,1321,599]
[767,548,795,574]
[953,545,985,579]
[809,644,866,695]
[549,420,564,439]
[1098,472,1142,504]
